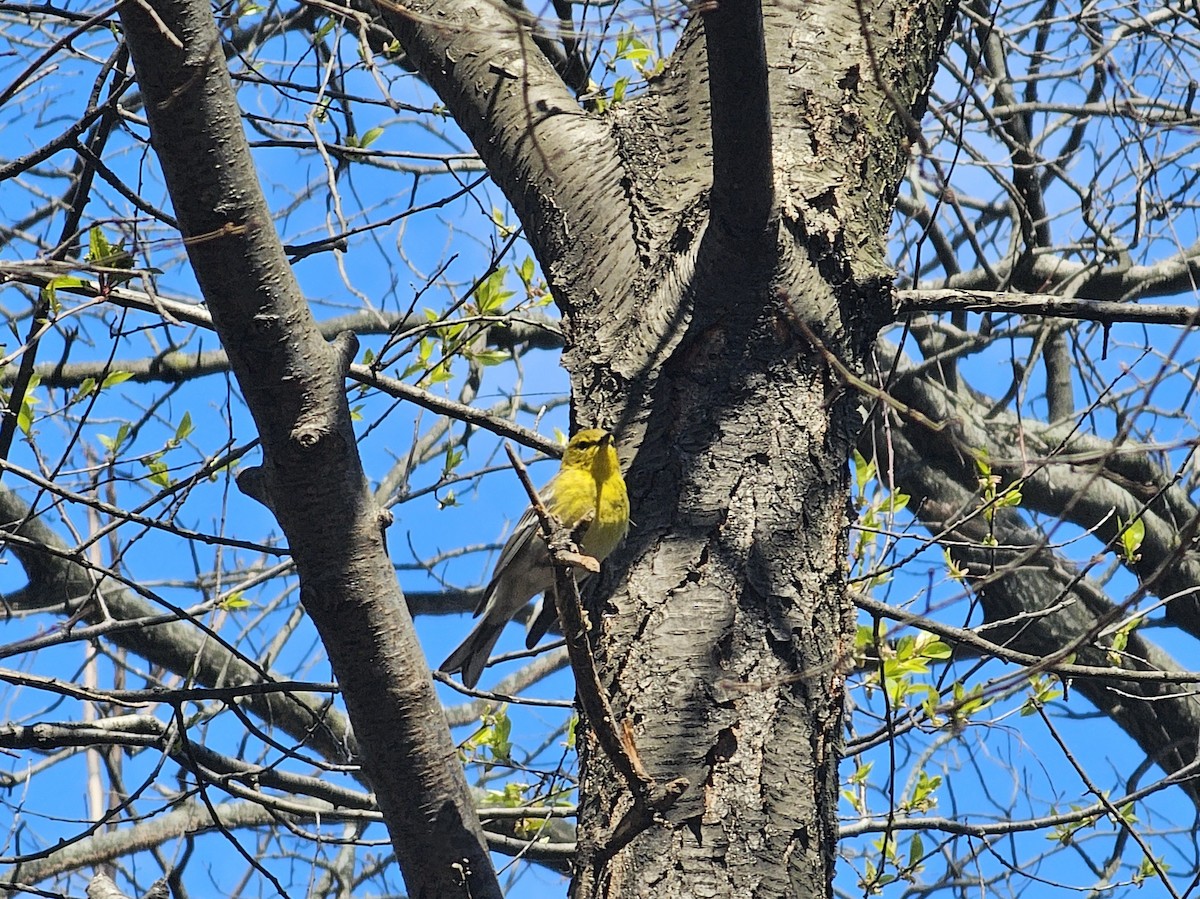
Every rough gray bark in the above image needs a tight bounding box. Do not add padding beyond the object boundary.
[376,0,953,893]
[113,1,500,896]
[570,6,953,894]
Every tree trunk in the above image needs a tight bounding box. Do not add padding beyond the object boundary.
[554,4,955,895]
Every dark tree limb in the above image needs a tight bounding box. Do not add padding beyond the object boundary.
[865,349,1200,806]
[371,0,640,324]
[881,343,1200,641]
[114,0,500,895]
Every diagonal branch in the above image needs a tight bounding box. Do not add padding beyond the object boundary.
[369,0,639,315]
[864,355,1200,806]
[882,343,1200,641]
[899,288,1200,326]
[114,0,499,895]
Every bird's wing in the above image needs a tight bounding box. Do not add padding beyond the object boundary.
[472,479,555,616]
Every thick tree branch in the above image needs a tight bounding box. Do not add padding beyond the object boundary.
[6,801,279,888]
[0,485,353,764]
[884,422,1200,805]
[943,243,1200,302]
[114,1,498,895]
[865,350,1200,805]
[853,592,1200,686]
[881,345,1200,641]
[370,0,640,321]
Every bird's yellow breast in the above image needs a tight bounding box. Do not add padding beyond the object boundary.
[546,447,629,562]
[587,473,630,561]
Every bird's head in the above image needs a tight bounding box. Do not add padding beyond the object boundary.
[563,428,619,477]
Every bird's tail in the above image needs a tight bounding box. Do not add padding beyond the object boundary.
[439,614,506,689]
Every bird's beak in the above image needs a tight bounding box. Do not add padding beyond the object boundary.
[600,433,613,446]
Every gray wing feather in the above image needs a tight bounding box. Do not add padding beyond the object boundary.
[441,485,557,686]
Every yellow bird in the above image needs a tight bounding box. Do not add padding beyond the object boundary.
[439,428,629,688]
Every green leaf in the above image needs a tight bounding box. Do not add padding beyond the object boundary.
[950,681,993,721]
[101,422,132,454]
[473,267,514,316]
[972,447,992,477]
[908,833,925,868]
[174,410,195,443]
[469,349,509,367]
[482,782,527,809]
[463,705,513,764]
[906,771,942,812]
[995,488,1023,508]
[312,17,335,41]
[944,548,969,581]
[1108,614,1142,665]
[143,456,172,488]
[16,374,40,435]
[853,449,876,494]
[1022,673,1063,714]
[566,714,578,748]
[218,590,252,610]
[88,225,113,263]
[16,397,34,435]
[425,360,453,385]
[1119,516,1145,562]
[101,370,134,389]
[1134,854,1168,885]
[48,275,85,291]
[41,275,84,312]
[921,639,952,661]
[443,445,464,476]
[87,226,133,270]
[854,622,883,651]
[490,207,508,231]
[359,126,384,148]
